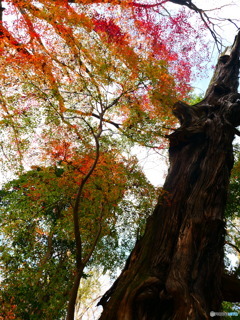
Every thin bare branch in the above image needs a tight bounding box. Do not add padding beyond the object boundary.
[225,241,240,255]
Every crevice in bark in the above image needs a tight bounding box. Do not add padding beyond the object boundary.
[98,32,240,320]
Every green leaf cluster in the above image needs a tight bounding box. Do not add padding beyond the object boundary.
[0,156,157,318]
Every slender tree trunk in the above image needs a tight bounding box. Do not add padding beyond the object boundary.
[66,268,84,320]
[98,33,240,320]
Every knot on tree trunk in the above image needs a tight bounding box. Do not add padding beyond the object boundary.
[218,92,240,127]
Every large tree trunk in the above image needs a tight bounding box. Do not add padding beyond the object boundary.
[98,33,240,320]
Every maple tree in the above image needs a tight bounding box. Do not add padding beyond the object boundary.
[0,154,156,319]
[0,0,240,319]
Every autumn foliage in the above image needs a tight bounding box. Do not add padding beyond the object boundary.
[0,0,210,164]
[0,0,211,318]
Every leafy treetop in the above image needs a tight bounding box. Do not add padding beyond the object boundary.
[0,0,209,171]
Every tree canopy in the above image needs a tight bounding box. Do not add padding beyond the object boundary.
[0,0,239,319]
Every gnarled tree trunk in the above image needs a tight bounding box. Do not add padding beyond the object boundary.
[98,33,240,320]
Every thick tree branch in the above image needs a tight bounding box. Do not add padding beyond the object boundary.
[205,31,240,102]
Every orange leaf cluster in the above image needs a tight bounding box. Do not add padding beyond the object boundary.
[0,0,210,168]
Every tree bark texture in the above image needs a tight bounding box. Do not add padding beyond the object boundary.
[98,33,240,320]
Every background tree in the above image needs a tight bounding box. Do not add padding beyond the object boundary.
[0,151,157,319]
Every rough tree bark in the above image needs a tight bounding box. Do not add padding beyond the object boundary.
[98,33,240,320]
